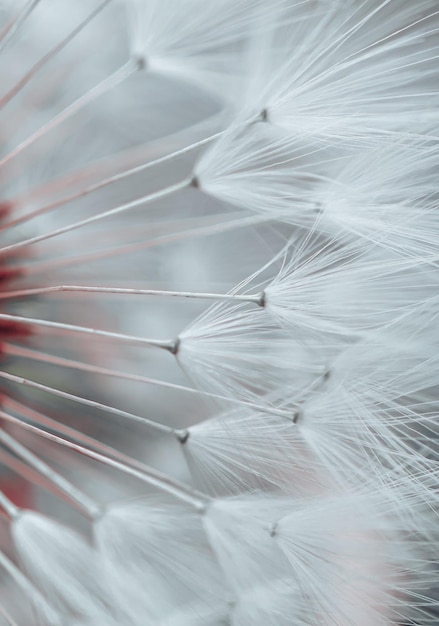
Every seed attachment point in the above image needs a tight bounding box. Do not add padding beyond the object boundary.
[257,291,266,308]
[169,337,181,356]
[133,54,147,71]
[190,175,200,189]
[176,429,190,444]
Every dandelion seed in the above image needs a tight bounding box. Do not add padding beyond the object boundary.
[264,233,439,338]
[239,0,439,144]
[178,301,323,400]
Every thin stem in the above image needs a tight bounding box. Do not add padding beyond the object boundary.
[0,409,208,510]
[0,311,177,351]
[0,447,64,496]
[0,362,293,445]
[0,56,138,170]
[1,131,221,230]
[0,369,179,435]
[1,395,187,484]
[0,1,41,53]
[0,179,190,257]
[0,284,265,306]
[23,213,265,276]
[0,489,19,520]
[0,603,19,626]
[1,111,264,230]
[0,552,62,626]
[0,0,113,109]
[2,342,294,420]
[0,430,100,519]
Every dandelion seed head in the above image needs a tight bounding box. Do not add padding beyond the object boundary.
[0,0,438,623]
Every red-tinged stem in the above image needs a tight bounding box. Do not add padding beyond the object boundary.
[0,284,265,306]
[0,430,100,519]
[0,0,113,109]
[0,409,208,510]
[0,179,190,258]
[0,56,139,170]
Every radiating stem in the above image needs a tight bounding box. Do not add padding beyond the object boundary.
[0,552,62,626]
[1,396,189,492]
[0,603,19,626]
[0,311,177,351]
[0,56,139,170]
[0,489,19,519]
[2,343,295,420]
[0,447,64,496]
[0,410,208,510]
[0,0,41,53]
[0,284,265,306]
[0,430,100,519]
[23,213,265,276]
[0,179,190,257]
[0,0,112,109]
[1,131,221,230]
[0,369,180,435]
[1,111,264,230]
